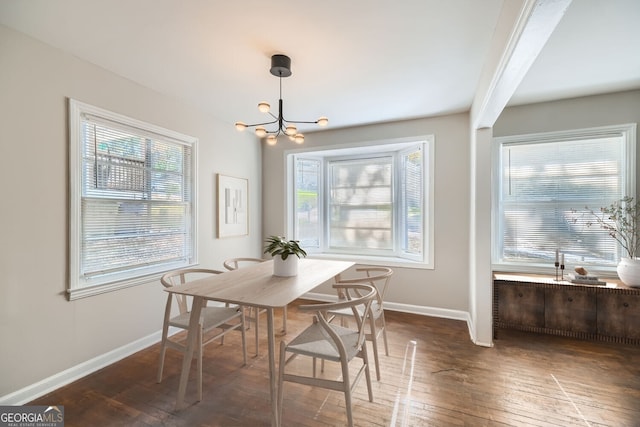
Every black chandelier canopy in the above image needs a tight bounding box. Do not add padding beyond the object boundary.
[234,54,328,145]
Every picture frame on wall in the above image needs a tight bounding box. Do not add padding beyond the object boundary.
[217,174,248,238]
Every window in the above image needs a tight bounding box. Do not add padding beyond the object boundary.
[287,138,433,268]
[69,100,197,299]
[493,124,636,273]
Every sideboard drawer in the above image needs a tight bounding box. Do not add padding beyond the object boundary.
[597,293,640,339]
[545,287,596,333]
[497,282,545,328]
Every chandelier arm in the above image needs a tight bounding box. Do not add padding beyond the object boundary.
[283,119,320,125]
[243,118,279,128]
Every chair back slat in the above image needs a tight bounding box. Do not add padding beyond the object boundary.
[336,267,392,306]
[223,257,265,271]
[160,268,224,314]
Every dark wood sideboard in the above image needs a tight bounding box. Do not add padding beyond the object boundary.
[493,273,640,345]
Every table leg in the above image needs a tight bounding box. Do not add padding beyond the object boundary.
[175,295,203,410]
[267,308,278,426]
[282,306,287,334]
[276,306,288,337]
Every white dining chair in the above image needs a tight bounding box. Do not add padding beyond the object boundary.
[277,283,377,427]
[157,268,247,401]
[327,266,393,380]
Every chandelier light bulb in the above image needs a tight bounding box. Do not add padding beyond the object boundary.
[255,127,267,137]
[235,122,248,131]
[285,125,297,136]
[258,102,270,113]
[266,135,277,146]
[317,117,329,127]
[294,134,304,144]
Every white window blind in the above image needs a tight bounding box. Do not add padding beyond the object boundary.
[69,100,197,299]
[295,157,321,248]
[328,157,393,251]
[400,146,423,257]
[495,124,636,270]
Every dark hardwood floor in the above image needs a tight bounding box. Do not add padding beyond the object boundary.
[30,299,640,426]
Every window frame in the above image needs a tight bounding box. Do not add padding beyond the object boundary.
[492,123,637,275]
[68,99,198,300]
[286,137,434,269]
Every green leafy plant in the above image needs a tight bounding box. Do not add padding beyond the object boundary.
[575,196,640,259]
[263,235,307,260]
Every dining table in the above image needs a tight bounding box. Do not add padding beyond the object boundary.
[165,258,355,426]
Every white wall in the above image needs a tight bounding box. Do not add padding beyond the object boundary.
[496,90,640,136]
[0,25,262,399]
[262,114,472,313]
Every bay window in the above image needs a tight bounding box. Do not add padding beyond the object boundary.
[288,138,433,268]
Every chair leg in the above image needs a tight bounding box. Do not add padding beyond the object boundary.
[277,341,287,427]
[240,311,248,365]
[157,330,168,383]
[340,357,353,427]
[380,313,389,356]
[197,325,203,402]
[157,346,166,383]
[157,296,173,383]
[254,308,260,357]
[361,343,374,402]
[369,317,381,381]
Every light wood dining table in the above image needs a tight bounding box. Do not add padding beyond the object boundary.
[165,258,354,426]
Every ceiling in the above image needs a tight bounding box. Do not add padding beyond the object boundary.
[1,0,639,133]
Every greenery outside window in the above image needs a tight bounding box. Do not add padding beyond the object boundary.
[493,124,636,273]
[69,100,197,299]
[287,137,433,268]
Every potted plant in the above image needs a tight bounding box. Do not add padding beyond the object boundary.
[263,235,307,277]
[579,196,640,287]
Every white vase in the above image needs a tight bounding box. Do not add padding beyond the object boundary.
[273,256,298,277]
[616,257,640,287]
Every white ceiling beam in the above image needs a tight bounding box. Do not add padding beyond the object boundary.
[472,0,573,129]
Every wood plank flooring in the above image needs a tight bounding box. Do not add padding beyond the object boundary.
[29,299,640,426]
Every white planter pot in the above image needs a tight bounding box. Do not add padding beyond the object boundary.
[273,256,298,277]
[616,257,640,288]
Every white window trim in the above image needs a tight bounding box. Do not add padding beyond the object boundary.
[491,123,636,275]
[68,99,198,300]
[285,136,434,270]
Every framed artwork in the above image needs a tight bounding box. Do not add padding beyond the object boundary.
[217,174,248,238]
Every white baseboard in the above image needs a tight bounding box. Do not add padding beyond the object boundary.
[303,292,470,322]
[0,330,164,406]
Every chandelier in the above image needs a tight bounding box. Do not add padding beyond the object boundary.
[234,54,328,145]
